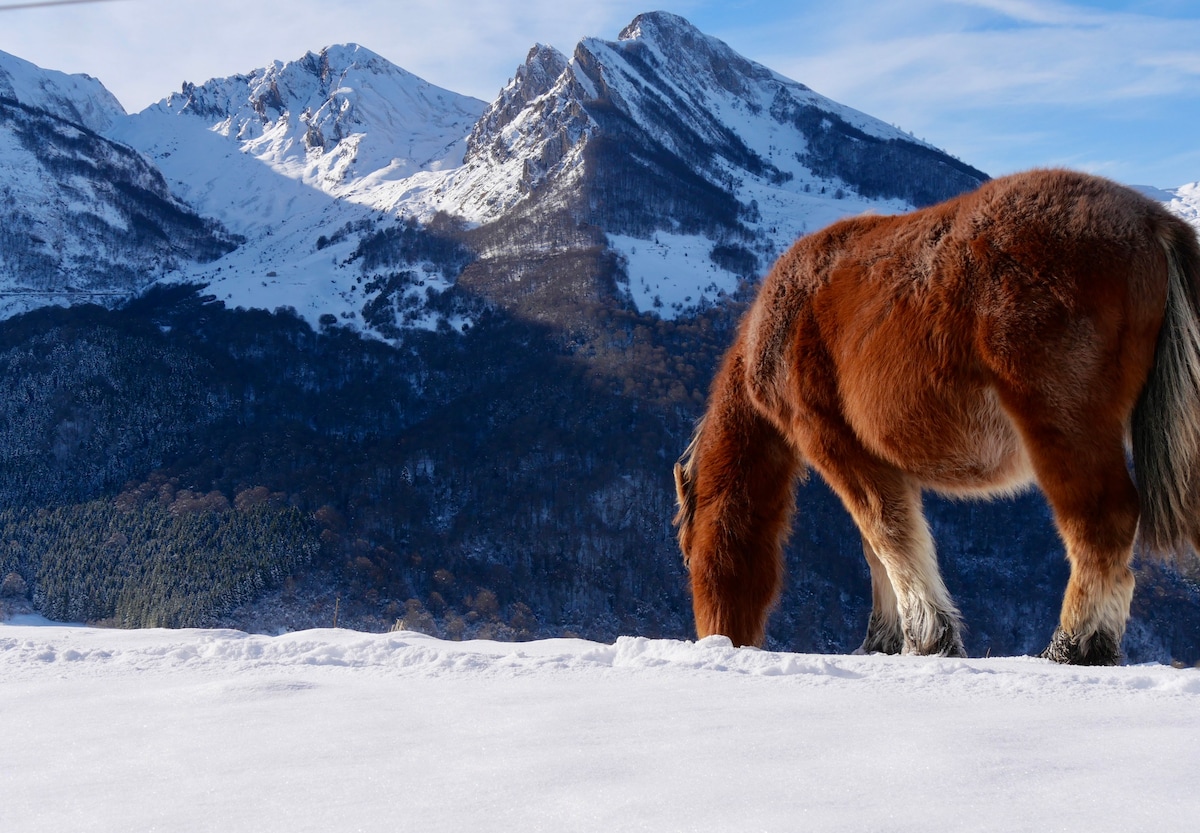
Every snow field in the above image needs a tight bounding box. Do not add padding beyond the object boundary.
[2,623,1199,832]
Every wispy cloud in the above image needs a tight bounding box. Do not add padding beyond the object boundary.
[947,0,1111,27]
[755,0,1200,114]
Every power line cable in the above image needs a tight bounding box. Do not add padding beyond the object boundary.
[0,0,129,12]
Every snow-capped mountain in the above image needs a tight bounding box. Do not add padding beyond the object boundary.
[448,12,974,226]
[97,44,488,333]
[1164,181,1200,226]
[124,43,485,206]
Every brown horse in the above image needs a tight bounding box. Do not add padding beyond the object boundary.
[674,169,1200,665]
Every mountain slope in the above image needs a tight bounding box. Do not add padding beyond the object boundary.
[0,50,241,318]
[0,104,240,318]
[1164,181,1200,226]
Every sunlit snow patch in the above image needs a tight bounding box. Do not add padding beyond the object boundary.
[1165,181,1200,228]
[609,231,742,319]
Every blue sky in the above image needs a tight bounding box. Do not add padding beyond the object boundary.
[1,0,1197,187]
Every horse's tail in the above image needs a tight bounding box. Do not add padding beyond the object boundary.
[1132,216,1200,555]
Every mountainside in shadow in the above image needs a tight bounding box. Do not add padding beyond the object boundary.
[0,50,240,317]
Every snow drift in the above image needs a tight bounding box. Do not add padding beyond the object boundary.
[3,621,1199,832]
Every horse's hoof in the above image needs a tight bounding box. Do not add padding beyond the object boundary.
[859,616,903,655]
[1040,628,1121,665]
[901,609,964,657]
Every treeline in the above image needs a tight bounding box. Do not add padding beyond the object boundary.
[767,90,989,207]
[0,285,700,640]
[350,213,474,275]
[0,491,317,628]
[0,308,221,505]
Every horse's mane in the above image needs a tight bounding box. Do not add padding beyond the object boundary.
[672,414,706,559]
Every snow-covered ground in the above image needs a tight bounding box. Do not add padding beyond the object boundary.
[3,620,1198,832]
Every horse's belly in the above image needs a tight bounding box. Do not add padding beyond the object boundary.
[848,382,1036,496]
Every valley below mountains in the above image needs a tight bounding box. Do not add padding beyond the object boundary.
[2,12,1199,662]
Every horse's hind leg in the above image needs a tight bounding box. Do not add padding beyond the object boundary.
[857,535,903,654]
[1006,413,1138,665]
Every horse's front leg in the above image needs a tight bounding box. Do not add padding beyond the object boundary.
[856,534,904,654]
[860,481,964,657]
[810,445,965,657]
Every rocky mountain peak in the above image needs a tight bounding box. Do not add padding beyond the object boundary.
[519,43,572,91]
[618,10,692,39]
[615,11,778,97]
[440,12,990,320]
[464,43,572,165]
[147,43,485,199]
